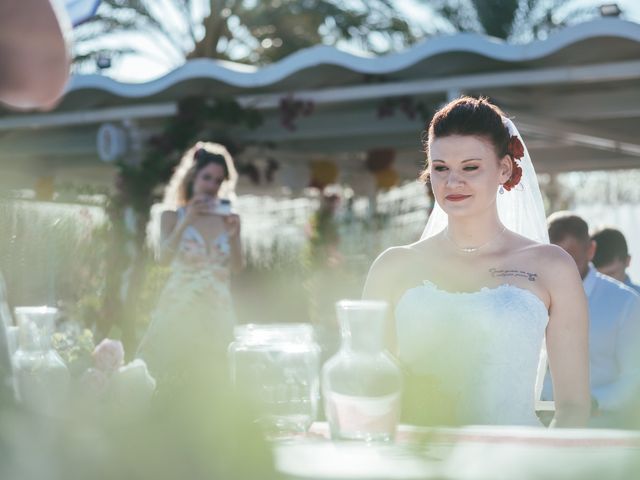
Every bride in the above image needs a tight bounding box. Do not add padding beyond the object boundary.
[363,97,590,428]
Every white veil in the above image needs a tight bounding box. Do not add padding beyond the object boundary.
[420,117,549,244]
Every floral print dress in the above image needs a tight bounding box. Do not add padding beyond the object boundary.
[137,208,236,384]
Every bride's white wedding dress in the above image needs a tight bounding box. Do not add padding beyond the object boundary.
[395,280,548,426]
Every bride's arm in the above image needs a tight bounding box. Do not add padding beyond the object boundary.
[544,245,591,428]
[363,247,410,354]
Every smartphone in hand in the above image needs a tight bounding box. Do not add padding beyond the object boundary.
[205,198,231,216]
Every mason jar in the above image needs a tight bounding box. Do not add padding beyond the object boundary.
[229,323,321,435]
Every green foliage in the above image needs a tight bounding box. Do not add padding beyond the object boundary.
[231,0,416,63]
[425,0,599,41]
[474,0,519,38]
[134,262,171,331]
[52,328,96,377]
[0,201,108,316]
[72,0,418,70]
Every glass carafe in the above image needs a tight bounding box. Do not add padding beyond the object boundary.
[322,300,402,442]
[229,323,321,435]
[12,306,70,416]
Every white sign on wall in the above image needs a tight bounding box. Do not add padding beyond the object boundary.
[97,123,128,163]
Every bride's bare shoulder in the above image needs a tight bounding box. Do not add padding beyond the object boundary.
[516,237,578,276]
[365,239,436,299]
[369,237,437,274]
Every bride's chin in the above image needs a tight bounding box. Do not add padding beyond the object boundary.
[441,204,485,220]
[439,201,474,213]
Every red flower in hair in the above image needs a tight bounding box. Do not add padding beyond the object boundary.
[503,135,524,191]
[508,135,525,159]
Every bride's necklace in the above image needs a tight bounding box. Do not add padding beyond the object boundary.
[444,226,507,254]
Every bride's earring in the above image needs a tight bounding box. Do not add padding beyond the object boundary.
[499,185,505,195]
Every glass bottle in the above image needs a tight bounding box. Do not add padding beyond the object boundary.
[229,323,321,435]
[12,306,70,416]
[322,300,402,442]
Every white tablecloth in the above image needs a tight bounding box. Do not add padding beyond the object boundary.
[274,423,640,480]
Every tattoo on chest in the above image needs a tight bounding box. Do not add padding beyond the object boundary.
[489,268,538,282]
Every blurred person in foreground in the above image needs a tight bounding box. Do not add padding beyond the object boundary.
[0,0,70,111]
[592,227,640,294]
[137,142,243,387]
[0,0,71,407]
[546,212,640,428]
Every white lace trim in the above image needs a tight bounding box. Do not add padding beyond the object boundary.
[395,282,548,426]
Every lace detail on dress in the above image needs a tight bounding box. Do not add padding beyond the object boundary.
[137,207,235,385]
[395,281,548,426]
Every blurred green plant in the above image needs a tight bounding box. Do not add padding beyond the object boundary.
[52,329,95,378]
[0,200,107,317]
[0,358,276,480]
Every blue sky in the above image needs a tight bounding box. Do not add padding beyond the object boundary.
[93,0,640,82]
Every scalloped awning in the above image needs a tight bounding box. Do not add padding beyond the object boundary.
[1,18,640,188]
[56,18,640,108]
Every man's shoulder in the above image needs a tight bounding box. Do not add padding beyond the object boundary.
[589,273,640,327]
[592,271,640,302]
[625,277,640,296]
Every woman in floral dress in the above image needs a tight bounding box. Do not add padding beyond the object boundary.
[137,142,243,384]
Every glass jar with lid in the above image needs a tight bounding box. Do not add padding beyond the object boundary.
[229,323,321,435]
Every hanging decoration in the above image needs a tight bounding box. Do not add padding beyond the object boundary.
[365,148,399,191]
[374,168,399,190]
[280,95,315,131]
[309,160,339,190]
[365,148,395,173]
[377,96,433,122]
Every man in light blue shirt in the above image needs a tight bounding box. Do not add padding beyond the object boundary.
[545,213,640,426]
[592,227,640,295]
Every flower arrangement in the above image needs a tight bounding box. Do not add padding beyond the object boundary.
[80,339,156,409]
